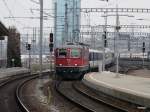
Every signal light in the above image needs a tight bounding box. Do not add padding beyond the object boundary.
[26,43,31,50]
[49,43,53,52]
[103,31,107,47]
[116,26,121,30]
[104,40,107,48]
[142,42,145,53]
[49,43,54,48]
[49,33,54,52]
[143,42,145,47]
[50,33,53,43]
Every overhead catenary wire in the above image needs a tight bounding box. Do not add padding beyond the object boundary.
[2,0,28,28]
[30,0,40,5]
[4,16,52,20]
[2,0,15,22]
[30,9,54,18]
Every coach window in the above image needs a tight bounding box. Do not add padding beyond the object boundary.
[55,49,58,57]
[89,53,91,61]
[71,49,81,58]
[91,53,94,61]
[98,53,103,60]
[58,49,67,58]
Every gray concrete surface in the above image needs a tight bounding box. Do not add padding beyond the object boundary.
[83,71,150,108]
[0,67,29,79]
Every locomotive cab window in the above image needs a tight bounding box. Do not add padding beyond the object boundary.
[71,49,80,58]
[58,49,67,57]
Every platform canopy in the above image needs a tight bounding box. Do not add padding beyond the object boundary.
[0,21,8,38]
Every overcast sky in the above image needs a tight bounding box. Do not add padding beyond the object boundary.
[1,0,150,34]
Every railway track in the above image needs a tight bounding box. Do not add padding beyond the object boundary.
[16,75,39,112]
[56,81,147,112]
[0,73,30,87]
[0,71,49,112]
[16,72,52,112]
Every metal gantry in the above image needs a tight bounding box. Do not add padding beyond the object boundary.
[80,25,150,29]
[78,8,150,13]
[80,31,150,37]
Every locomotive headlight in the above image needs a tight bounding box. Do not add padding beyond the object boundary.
[75,64,78,66]
[59,64,62,66]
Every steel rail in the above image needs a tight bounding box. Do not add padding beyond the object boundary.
[16,75,38,112]
[55,81,96,112]
[0,72,35,112]
[56,81,121,112]
[73,82,146,112]
[16,71,50,112]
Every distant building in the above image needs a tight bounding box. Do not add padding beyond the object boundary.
[55,0,81,47]
[0,21,8,37]
[0,21,8,68]
[7,27,21,67]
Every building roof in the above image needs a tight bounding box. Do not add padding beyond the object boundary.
[0,21,9,37]
[56,42,89,49]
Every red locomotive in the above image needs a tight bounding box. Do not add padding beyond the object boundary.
[55,43,89,79]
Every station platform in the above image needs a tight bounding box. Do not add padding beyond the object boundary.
[83,71,150,108]
[0,67,29,79]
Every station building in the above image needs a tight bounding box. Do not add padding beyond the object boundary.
[55,0,81,47]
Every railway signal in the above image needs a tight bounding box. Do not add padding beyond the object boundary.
[49,33,53,52]
[26,43,31,50]
[25,43,31,69]
[49,33,54,75]
[103,31,107,48]
[50,33,53,43]
[142,42,145,53]
[116,26,121,30]
[142,42,145,68]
